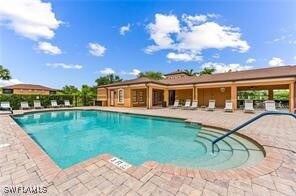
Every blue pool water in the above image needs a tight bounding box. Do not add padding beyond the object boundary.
[14,110,264,169]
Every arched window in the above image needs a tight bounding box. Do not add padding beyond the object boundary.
[118,89,124,103]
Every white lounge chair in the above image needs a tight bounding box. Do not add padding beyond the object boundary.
[189,100,198,110]
[33,100,43,109]
[265,100,277,111]
[50,100,60,108]
[171,100,180,109]
[182,99,191,110]
[206,100,215,111]
[244,100,255,113]
[224,100,233,112]
[0,101,13,113]
[20,101,30,110]
[64,100,72,107]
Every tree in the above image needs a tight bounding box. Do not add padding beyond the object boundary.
[138,71,163,80]
[95,74,122,86]
[59,85,79,95]
[0,65,11,80]
[184,69,197,76]
[81,85,97,106]
[199,67,216,75]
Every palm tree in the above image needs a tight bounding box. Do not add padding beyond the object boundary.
[184,69,197,76]
[0,65,11,80]
[138,71,163,80]
[199,67,216,75]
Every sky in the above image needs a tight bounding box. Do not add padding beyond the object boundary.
[0,0,296,89]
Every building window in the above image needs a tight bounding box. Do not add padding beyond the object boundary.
[2,89,13,94]
[139,91,144,103]
[118,89,124,103]
[132,91,137,103]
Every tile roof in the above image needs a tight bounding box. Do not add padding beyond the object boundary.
[99,65,296,88]
[3,84,56,91]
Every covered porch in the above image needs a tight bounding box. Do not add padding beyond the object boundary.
[195,80,295,112]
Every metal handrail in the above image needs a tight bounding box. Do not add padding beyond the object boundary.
[212,111,296,153]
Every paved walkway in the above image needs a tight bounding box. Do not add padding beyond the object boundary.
[0,107,296,195]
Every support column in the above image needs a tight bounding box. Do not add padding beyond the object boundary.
[268,89,274,100]
[195,87,199,102]
[126,88,131,107]
[147,86,153,109]
[192,87,195,100]
[231,85,237,110]
[164,88,169,107]
[289,82,295,112]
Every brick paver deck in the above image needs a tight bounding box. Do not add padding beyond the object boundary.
[1,107,296,195]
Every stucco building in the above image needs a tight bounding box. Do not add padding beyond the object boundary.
[97,66,296,112]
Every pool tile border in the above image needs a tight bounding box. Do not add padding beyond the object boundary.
[10,109,283,184]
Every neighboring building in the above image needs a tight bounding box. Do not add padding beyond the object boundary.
[97,65,296,112]
[1,84,56,95]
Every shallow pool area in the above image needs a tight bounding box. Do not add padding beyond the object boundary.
[14,110,264,170]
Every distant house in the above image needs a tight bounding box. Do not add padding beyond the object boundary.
[0,84,56,95]
[97,65,296,112]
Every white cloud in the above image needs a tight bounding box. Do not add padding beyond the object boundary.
[129,69,141,76]
[268,57,284,67]
[88,42,106,57]
[146,14,180,53]
[37,42,61,55]
[100,68,115,75]
[0,0,62,40]
[0,78,23,87]
[167,52,202,62]
[46,63,82,69]
[145,13,250,62]
[120,24,131,35]
[202,62,252,73]
[246,58,256,64]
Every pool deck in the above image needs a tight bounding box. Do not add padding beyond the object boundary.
[0,107,296,195]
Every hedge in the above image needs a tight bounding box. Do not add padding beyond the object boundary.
[0,94,74,110]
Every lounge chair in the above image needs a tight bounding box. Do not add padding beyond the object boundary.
[171,100,180,109]
[206,100,215,111]
[50,100,60,108]
[243,100,255,113]
[182,99,191,110]
[0,102,13,113]
[189,100,198,110]
[20,101,30,110]
[264,100,277,111]
[224,100,233,112]
[33,100,43,109]
[64,100,72,107]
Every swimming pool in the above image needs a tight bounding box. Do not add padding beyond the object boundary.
[14,110,264,170]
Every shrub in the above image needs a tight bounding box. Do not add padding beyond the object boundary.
[0,94,74,110]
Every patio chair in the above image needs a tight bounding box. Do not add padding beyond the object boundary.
[206,100,215,111]
[50,100,60,108]
[182,99,192,110]
[171,100,180,109]
[64,100,72,107]
[0,101,13,114]
[189,100,198,110]
[20,101,30,110]
[243,100,255,113]
[264,100,277,111]
[224,100,233,112]
[33,100,43,109]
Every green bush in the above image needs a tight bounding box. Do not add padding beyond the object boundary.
[0,94,74,110]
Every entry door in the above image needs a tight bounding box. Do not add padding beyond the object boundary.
[153,91,158,106]
[110,91,115,106]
